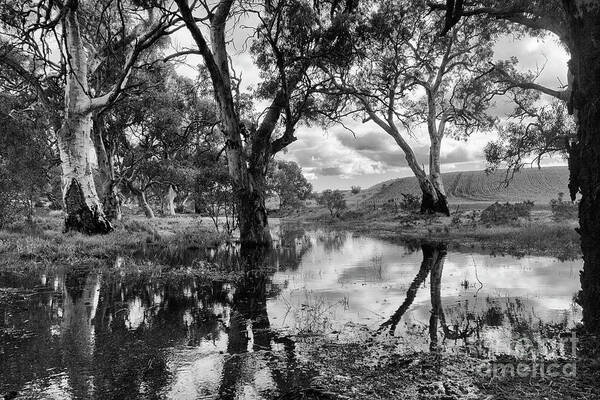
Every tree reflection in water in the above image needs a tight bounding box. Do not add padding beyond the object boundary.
[0,229,580,398]
[217,245,313,399]
[381,242,575,357]
[378,243,444,336]
[0,227,315,399]
[317,230,347,254]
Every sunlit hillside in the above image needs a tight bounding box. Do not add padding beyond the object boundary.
[343,166,571,208]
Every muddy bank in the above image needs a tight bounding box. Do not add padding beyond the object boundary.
[294,330,600,400]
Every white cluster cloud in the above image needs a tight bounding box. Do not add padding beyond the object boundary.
[279,120,491,190]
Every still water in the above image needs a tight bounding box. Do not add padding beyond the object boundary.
[0,225,581,399]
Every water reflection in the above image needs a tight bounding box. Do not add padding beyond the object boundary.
[378,244,446,337]
[0,227,582,399]
[0,226,315,399]
[217,247,313,399]
[380,242,578,358]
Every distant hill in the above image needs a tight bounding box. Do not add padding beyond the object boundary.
[343,166,571,208]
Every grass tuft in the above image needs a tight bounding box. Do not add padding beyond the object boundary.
[0,214,226,268]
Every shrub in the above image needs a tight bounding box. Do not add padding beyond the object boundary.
[318,189,347,217]
[550,192,578,221]
[383,199,399,212]
[0,186,25,228]
[399,193,421,211]
[451,213,462,225]
[350,186,361,194]
[5,220,45,235]
[341,209,366,220]
[480,201,534,225]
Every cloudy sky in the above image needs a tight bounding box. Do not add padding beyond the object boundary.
[173,24,570,191]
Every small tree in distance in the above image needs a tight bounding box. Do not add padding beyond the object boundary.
[318,190,347,217]
[268,160,313,208]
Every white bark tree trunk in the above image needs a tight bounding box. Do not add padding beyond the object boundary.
[428,133,449,215]
[362,100,449,215]
[137,191,155,219]
[429,139,445,195]
[176,0,275,247]
[166,185,176,216]
[59,5,112,234]
[423,83,450,215]
[178,193,190,211]
[91,114,122,222]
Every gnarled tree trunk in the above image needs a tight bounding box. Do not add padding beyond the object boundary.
[137,190,155,219]
[175,0,286,248]
[59,5,112,234]
[58,109,112,234]
[91,114,122,222]
[567,5,600,332]
[426,136,450,215]
[237,172,271,247]
[102,181,122,221]
[368,109,450,216]
[213,40,272,246]
[124,180,155,218]
[138,192,155,219]
[400,136,449,215]
[419,179,449,215]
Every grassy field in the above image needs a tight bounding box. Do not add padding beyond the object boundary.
[0,212,226,269]
[342,166,570,209]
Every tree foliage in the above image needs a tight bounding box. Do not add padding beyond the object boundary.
[0,91,59,225]
[317,0,503,214]
[318,189,347,217]
[268,160,312,208]
[109,65,220,215]
[485,100,575,180]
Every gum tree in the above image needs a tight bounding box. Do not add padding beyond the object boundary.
[321,0,500,215]
[107,65,218,218]
[267,160,312,208]
[172,0,357,246]
[0,0,176,233]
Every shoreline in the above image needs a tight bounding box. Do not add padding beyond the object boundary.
[280,211,581,261]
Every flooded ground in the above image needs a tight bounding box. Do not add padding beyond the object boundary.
[0,225,581,399]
